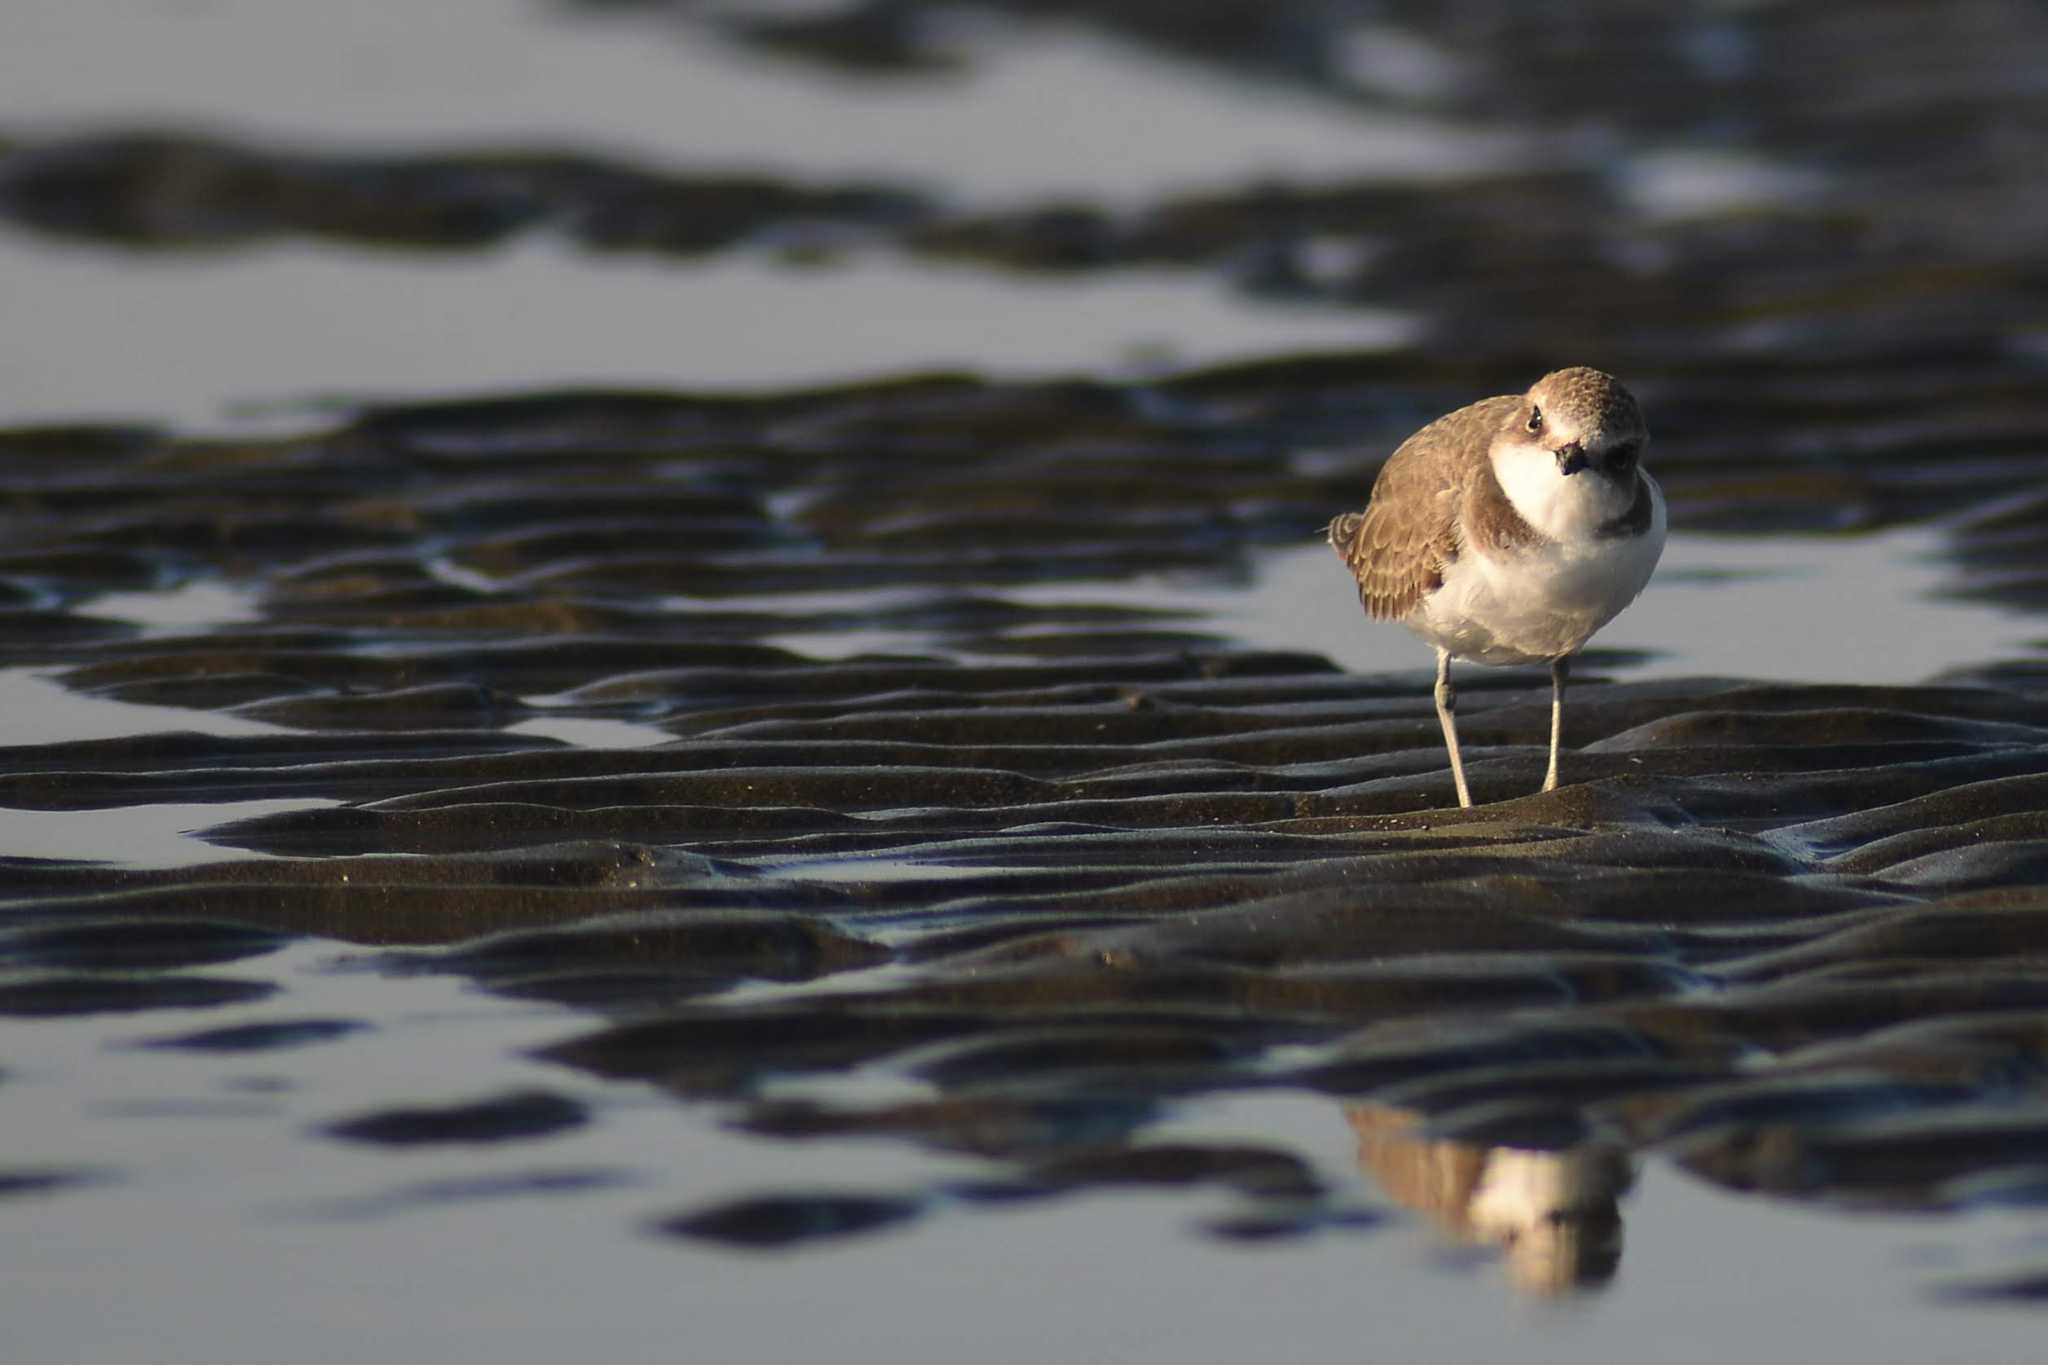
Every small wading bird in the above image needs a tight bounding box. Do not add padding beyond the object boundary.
[1327,368,1665,808]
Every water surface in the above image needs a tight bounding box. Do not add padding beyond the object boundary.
[6,3,2048,1362]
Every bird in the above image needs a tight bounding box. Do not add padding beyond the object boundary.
[1327,367,1665,808]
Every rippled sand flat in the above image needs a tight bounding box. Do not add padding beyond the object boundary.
[8,2,2048,1362]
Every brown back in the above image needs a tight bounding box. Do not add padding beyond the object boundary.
[1328,394,1539,621]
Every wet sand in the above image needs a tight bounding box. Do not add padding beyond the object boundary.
[6,2,2048,1359]
[1,374,2047,1254]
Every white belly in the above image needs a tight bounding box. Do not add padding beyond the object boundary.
[1407,479,1666,666]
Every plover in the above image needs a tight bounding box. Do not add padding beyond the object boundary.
[1327,368,1665,808]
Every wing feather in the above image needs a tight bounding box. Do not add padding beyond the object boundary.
[1326,396,1517,622]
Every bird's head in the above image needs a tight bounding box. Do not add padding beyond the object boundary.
[1490,368,1649,538]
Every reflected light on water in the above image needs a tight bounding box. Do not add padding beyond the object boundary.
[0,669,290,744]
[0,0,1522,204]
[1153,527,2036,686]
[0,234,1406,429]
[0,798,339,866]
[504,717,674,750]
[75,581,265,631]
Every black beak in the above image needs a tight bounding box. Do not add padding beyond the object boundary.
[1555,442,1588,477]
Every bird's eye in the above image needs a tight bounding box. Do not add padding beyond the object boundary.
[1609,440,1639,469]
[1526,407,1544,434]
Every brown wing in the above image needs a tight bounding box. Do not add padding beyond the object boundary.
[1327,395,1516,621]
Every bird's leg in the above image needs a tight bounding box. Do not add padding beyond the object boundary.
[1433,647,1473,809]
[1543,654,1571,793]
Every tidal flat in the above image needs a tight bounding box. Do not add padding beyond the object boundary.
[5,3,2048,1363]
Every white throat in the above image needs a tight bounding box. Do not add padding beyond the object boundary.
[1491,442,1638,543]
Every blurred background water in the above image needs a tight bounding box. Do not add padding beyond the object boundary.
[7,3,2048,1362]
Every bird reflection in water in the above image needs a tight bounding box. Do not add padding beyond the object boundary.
[1345,1104,1633,1296]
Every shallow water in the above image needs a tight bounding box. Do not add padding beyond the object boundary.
[1163,527,2042,687]
[0,231,1404,429]
[1,0,1518,203]
[5,380,2048,1359]
[7,2,2048,1362]
[8,979,2045,1365]
[0,670,289,743]
[0,797,336,866]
